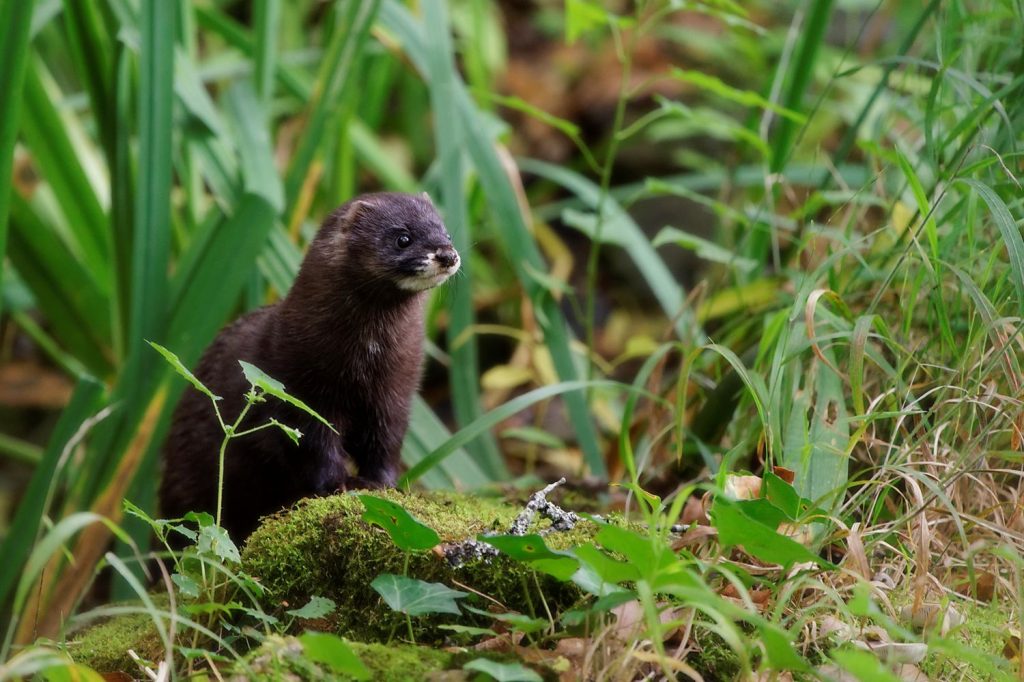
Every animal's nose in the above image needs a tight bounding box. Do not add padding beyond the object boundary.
[436,247,459,269]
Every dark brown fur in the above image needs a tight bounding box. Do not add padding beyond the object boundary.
[159,193,459,543]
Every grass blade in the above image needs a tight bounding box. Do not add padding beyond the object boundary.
[130,0,175,361]
[252,0,280,103]
[7,194,113,377]
[422,0,505,477]
[379,0,605,476]
[20,59,110,286]
[283,0,379,207]
[0,0,34,320]
[0,377,106,622]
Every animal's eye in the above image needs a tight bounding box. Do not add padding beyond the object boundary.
[396,233,412,248]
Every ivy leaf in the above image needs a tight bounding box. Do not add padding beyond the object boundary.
[239,360,337,433]
[286,596,337,619]
[478,534,578,580]
[299,632,370,681]
[360,495,440,552]
[463,658,542,682]
[370,574,467,616]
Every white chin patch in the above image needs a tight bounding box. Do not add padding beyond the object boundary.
[397,260,459,292]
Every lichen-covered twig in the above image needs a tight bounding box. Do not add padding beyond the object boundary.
[508,477,580,534]
[442,478,582,566]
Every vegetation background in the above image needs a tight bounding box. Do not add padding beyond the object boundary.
[0,0,1021,679]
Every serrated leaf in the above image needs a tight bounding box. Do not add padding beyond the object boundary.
[196,524,240,564]
[149,341,221,402]
[239,360,336,432]
[299,632,370,680]
[370,573,467,616]
[183,511,215,528]
[287,595,337,619]
[463,658,542,682]
[359,495,440,552]
[270,418,302,445]
[171,573,200,599]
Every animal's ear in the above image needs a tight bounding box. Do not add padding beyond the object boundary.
[420,191,434,205]
[336,198,372,231]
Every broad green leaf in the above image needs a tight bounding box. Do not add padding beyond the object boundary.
[478,534,578,580]
[463,658,542,682]
[196,524,240,564]
[299,632,370,681]
[148,341,221,402]
[171,573,200,599]
[41,663,106,682]
[758,623,809,672]
[239,361,336,432]
[359,495,440,552]
[286,596,337,619]
[709,497,833,569]
[565,0,608,43]
[370,574,468,616]
[573,543,639,585]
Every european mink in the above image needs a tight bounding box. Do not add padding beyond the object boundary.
[158,192,460,543]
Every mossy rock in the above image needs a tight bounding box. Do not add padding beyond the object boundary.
[64,604,166,675]
[242,489,596,642]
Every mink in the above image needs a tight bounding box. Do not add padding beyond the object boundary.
[158,192,460,543]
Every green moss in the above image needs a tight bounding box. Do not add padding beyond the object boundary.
[234,636,454,681]
[241,490,598,641]
[64,608,164,674]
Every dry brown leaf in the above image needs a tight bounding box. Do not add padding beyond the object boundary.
[898,603,962,635]
[724,474,762,500]
[681,494,708,525]
[852,640,928,664]
[895,663,933,681]
[0,361,74,409]
[843,523,871,580]
[1002,626,1020,662]
[773,466,796,484]
[952,569,995,602]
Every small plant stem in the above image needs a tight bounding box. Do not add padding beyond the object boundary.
[215,391,259,527]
